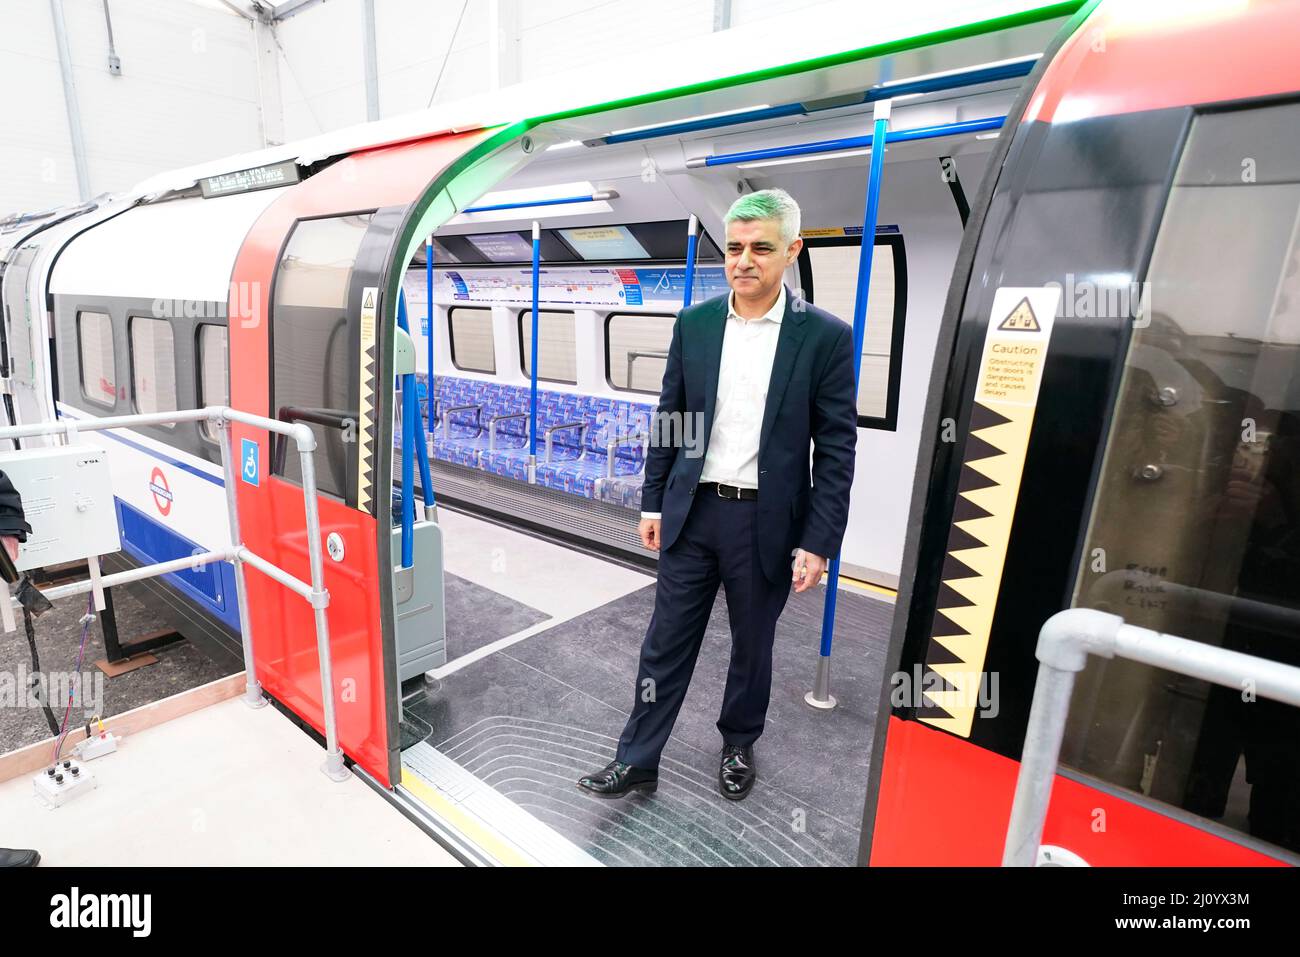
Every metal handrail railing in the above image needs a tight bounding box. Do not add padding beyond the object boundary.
[1002,607,1300,866]
[625,350,668,391]
[0,405,350,782]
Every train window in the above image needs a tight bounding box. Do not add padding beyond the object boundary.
[448,307,495,373]
[76,310,116,409]
[606,313,674,394]
[1065,101,1300,854]
[197,324,228,440]
[271,212,374,502]
[129,317,178,423]
[518,309,577,384]
[798,235,906,430]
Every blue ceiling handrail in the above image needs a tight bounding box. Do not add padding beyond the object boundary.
[685,115,1005,169]
[599,57,1035,146]
[462,190,618,214]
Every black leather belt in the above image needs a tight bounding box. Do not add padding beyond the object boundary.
[699,482,758,501]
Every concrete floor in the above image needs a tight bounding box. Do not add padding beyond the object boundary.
[0,696,458,867]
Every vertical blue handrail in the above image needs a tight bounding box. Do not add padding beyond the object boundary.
[527,221,540,478]
[399,298,416,569]
[815,103,890,691]
[397,289,434,509]
[426,234,436,436]
[682,214,699,308]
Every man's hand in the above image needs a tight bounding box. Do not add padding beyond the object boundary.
[639,517,662,552]
[2,536,18,563]
[791,549,826,592]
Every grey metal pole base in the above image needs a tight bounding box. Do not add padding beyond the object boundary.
[804,655,838,710]
[242,682,268,709]
[321,750,350,783]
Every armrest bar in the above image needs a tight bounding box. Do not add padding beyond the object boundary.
[544,420,588,464]
[489,411,529,451]
[606,431,648,477]
[441,404,482,436]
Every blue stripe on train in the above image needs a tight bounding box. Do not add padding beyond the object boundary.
[115,498,241,631]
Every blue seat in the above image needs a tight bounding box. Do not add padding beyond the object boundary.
[535,397,652,501]
[416,375,654,510]
[478,387,587,481]
[430,379,528,468]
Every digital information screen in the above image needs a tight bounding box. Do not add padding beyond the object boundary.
[427,238,460,264]
[465,232,535,262]
[199,160,301,198]
[559,225,650,261]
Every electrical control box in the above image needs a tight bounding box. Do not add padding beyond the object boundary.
[0,445,121,570]
[33,758,98,808]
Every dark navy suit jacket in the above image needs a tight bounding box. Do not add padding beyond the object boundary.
[641,285,858,583]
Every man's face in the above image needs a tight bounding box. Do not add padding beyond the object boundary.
[725,218,802,302]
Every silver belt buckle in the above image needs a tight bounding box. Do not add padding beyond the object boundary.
[716,483,727,498]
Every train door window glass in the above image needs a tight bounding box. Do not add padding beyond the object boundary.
[799,236,905,429]
[129,316,177,422]
[448,307,495,373]
[518,309,577,384]
[1065,101,1300,855]
[76,310,116,409]
[271,212,374,502]
[606,313,674,394]
[197,324,228,440]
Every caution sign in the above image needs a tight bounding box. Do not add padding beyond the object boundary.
[997,296,1041,332]
[356,286,379,515]
[917,286,1060,737]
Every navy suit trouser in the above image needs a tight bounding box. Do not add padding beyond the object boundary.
[616,491,792,770]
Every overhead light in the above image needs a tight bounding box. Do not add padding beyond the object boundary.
[975,132,1000,140]
[545,140,584,151]
[738,148,875,170]
[608,104,772,137]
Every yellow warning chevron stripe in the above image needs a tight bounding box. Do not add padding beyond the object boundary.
[357,287,378,515]
[919,287,1061,737]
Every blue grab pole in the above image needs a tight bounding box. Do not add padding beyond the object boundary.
[397,292,416,567]
[400,375,416,570]
[426,235,435,436]
[682,214,699,308]
[816,104,889,678]
[527,221,540,470]
[692,116,1003,169]
[397,290,434,509]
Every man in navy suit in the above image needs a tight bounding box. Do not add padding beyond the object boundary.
[578,188,858,801]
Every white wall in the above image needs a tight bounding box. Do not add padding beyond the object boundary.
[0,0,263,216]
[0,0,1009,219]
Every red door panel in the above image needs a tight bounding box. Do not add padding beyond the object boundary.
[869,719,1286,866]
[226,129,497,786]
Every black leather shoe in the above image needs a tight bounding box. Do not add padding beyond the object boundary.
[0,848,40,867]
[577,761,658,798]
[719,744,756,801]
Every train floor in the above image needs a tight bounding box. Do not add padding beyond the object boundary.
[400,507,892,866]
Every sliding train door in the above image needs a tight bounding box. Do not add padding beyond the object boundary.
[862,0,1300,866]
[227,130,498,787]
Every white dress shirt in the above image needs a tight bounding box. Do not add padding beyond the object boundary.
[642,285,784,520]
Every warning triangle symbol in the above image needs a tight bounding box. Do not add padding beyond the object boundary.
[363,291,375,310]
[997,296,1040,332]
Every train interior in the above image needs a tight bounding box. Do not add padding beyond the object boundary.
[381,57,1024,866]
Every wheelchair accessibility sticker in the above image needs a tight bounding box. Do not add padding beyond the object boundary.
[241,438,260,487]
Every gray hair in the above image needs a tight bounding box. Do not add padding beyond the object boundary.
[723,188,801,246]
